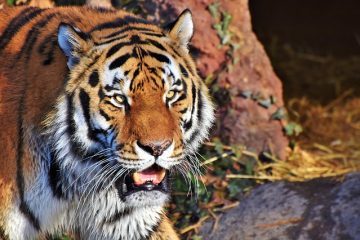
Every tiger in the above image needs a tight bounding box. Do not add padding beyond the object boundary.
[0,5,214,240]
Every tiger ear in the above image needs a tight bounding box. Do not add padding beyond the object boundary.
[167,9,194,49]
[57,23,90,69]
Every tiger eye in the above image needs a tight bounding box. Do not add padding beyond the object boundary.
[114,95,125,105]
[166,90,175,99]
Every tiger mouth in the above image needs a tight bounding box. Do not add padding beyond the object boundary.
[115,164,170,197]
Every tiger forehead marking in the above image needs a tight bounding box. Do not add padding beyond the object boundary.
[0,6,215,240]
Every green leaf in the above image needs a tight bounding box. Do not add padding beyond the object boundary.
[213,138,224,155]
[7,0,15,6]
[240,90,252,99]
[258,98,272,109]
[231,145,243,159]
[192,235,203,240]
[222,12,232,32]
[284,122,303,136]
[245,158,255,175]
[228,181,242,198]
[271,107,287,120]
[208,2,220,19]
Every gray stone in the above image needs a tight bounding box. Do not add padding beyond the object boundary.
[200,173,360,240]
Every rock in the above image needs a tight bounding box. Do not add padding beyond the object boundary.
[200,173,360,239]
[134,0,288,159]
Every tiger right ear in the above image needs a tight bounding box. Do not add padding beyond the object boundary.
[167,9,194,49]
[57,23,90,69]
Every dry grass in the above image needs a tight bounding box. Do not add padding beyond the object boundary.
[231,95,360,182]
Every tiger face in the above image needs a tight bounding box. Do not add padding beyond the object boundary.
[52,10,214,207]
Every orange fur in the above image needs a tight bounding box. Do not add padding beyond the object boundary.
[0,6,212,239]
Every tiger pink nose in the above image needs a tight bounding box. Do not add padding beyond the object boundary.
[137,140,172,157]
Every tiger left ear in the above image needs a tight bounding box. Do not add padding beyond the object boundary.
[167,9,194,49]
[57,23,90,69]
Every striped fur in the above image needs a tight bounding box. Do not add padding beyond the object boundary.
[0,6,214,240]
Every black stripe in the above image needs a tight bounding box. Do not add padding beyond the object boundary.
[66,93,87,157]
[102,26,151,39]
[106,42,126,58]
[148,51,170,63]
[184,119,193,131]
[19,202,41,231]
[173,79,182,86]
[184,60,196,76]
[150,76,160,88]
[147,220,162,239]
[113,77,121,85]
[66,93,76,142]
[98,87,105,99]
[191,82,197,116]
[130,68,140,91]
[94,34,128,46]
[89,70,99,87]
[37,34,57,65]
[102,27,163,40]
[169,45,182,58]
[102,208,133,225]
[109,53,131,70]
[90,16,149,32]
[183,78,188,93]
[140,32,164,37]
[48,151,64,199]
[176,93,187,102]
[189,130,200,144]
[96,31,165,46]
[184,82,197,133]
[72,55,101,83]
[0,7,43,53]
[79,89,92,131]
[130,35,141,43]
[146,38,167,51]
[16,71,41,231]
[179,107,188,114]
[104,85,119,92]
[158,67,166,74]
[106,39,148,58]
[179,64,189,78]
[132,68,140,79]
[79,89,106,145]
[14,13,57,64]
[99,109,111,121]
[197,89,203,122]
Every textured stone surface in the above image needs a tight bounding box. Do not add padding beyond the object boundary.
[136,0,288,159]
[200,173,360,240]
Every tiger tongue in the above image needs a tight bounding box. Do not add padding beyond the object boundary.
[132,168,166,186]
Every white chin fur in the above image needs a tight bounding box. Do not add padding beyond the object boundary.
[124,190,170,208]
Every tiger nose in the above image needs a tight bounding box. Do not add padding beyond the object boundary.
[137,140,172,157]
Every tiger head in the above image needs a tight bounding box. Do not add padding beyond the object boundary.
[51,10,214,207]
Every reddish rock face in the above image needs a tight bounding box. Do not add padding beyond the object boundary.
[136,0,288,159]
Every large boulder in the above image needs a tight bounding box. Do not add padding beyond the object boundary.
[200,173,360,239]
